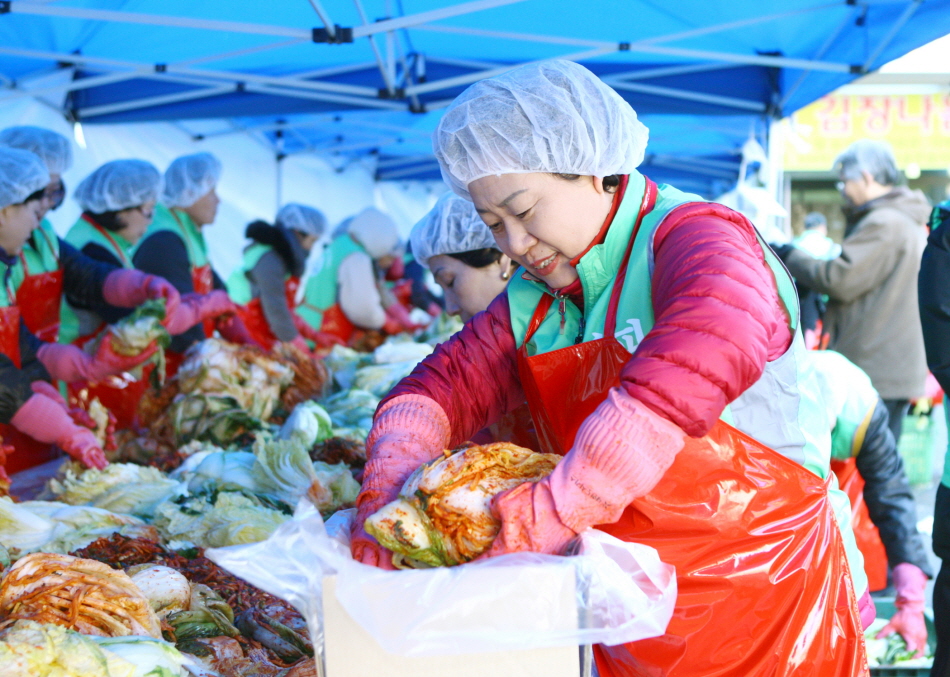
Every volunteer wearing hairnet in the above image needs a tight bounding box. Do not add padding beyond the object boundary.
[228,203,341,350]
[135,152,255,362]
[351,60,867,675]
[410,192,515,322]
[0,126,72,342]
[0,149,161,473]
[297,206,416,342]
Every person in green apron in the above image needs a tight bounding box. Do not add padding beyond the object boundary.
[0,126,71,342]
[350,61,870,676]
[410,192,514,322]
[806,349,932,655]
[227,203,338,350]
[62,159,236,348]
[297,207,415,343]
[0,148,159,472]
[134,152,254,360]
[919,198,950,676]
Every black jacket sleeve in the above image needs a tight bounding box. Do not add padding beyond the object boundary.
[0,320,51,425]
[919,217,950,394]
[79,243,133,325]
[857,399,934,576]
[133,231,203,353]
[58,239,118,312]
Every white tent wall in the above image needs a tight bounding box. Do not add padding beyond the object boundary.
[0,98,443,280]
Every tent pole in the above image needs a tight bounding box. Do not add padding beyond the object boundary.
[863,0,923,71]
[77,84,235,118]
[351,0,530,39]
[352,0,397,95]
[608,81,766,112]
[306,0,337,40]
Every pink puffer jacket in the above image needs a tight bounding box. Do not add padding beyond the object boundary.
[386,200,792,442]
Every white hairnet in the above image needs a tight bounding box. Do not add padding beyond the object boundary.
[162,152,222,208]
[74,159,162,213]
[0,126,73,175]
[433,60,649,199]
[833,139,900,186]
[410,193,498,269]
[347,207,400,259]
[0,147,50,210]
[277,203,326,238]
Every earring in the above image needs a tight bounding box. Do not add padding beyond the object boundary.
[502,271,510,280]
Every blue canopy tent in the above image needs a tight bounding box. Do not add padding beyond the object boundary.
[1,0,949,196]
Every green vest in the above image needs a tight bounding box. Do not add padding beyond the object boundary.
[59,216,136,345]
[506,171,867,595]
[13,219,60,292]
[297,234,364,330]
[146,204,210,268]
[227,243,281,305]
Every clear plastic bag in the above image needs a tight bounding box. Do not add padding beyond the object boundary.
[207,502,676,659]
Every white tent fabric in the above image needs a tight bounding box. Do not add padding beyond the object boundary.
[0,97,443,279]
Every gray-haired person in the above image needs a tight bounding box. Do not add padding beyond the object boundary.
[781,140,930,442]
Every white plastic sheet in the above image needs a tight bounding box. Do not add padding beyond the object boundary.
[207,502,676,659]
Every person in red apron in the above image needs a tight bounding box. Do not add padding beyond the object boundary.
[0,126,73,342]
[0,148,161,473]
[134,152,256,372]
[227,203,341,351]
[350,61,870,675]
[60,159,238,427]
[806,349,932,655]
[297,208,418,345]
[409,192,535,448]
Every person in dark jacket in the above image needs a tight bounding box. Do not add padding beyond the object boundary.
[134,153,254,356]
[227,203,336,350]
[0,148,168,471]
[782,140,930,442]
[918,198,950,676]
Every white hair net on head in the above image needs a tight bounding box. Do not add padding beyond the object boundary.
[833,139,900,186]
[73,159,161,213]
[0,126,73,175]
[277,203,327,238]
[433,59,649,199]
[347,207,400,260]
[162,152,222,208]
[410,193,498,269]
[0,147,50,210]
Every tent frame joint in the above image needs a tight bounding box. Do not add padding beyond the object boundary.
[155,63,167,73]
[312,25,354,44]
[0,2,9,14]
[377,86,405,99]
[618,42,630,51]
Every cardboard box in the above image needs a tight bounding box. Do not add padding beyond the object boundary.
[322,565,582,677]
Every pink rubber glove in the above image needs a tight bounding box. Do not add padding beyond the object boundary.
[383,303,418,334]
[10,392,108,469]
[164,291,237,335]
[37,337,158,383]
[293,314,344,349]
[102,269,180,320]
[483,387,686,557]
[876,563,929,656]
[289,336,311,354]
[351,395,451,568]
[215,314,263,348]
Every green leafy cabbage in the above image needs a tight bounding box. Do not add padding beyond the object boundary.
[279,401,334,449]
[0,620,136,677]
[46,462,183,518]
[153,492,288,548]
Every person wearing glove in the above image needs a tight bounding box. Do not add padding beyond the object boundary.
[805,349,932,654]
[134,152,237,357]
[9,388,107,470]
[0,126,73,342]
[351,61,869,676]
[226,204,327,349]
[297,207,408,344]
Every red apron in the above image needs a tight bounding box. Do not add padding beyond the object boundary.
[236,277,300,350]
[0,299,58,474]
[164,255,214,379]
[16,228,63,343]
[832,458,889,592]
[515,185,866,676]
[314,303,357,345]
[66,216,151,431]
